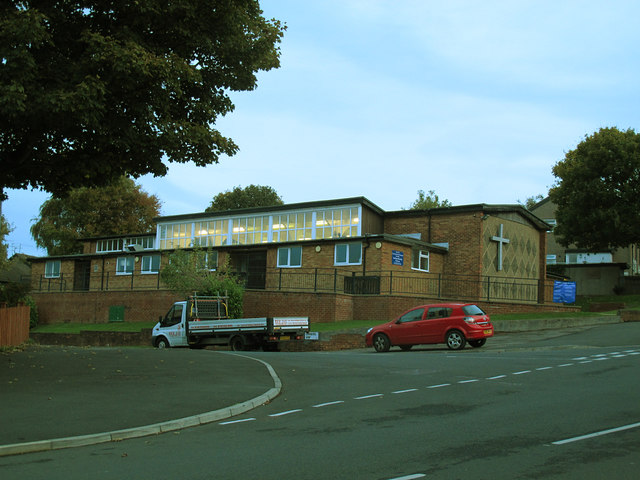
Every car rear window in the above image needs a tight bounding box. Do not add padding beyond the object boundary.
[462,305,485,316]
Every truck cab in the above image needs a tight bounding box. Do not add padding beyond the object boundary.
[152,301,189,348]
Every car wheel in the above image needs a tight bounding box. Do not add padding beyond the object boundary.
[373,333,391,353]
[400,345,413,351]
[156,337,169,349]
[469,339,486,348]
[446,330,466,350]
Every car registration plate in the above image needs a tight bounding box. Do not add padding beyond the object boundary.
[483,329,492,335]
[280,335,290,341]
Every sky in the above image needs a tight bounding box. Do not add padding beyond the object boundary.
[3,0,640,257]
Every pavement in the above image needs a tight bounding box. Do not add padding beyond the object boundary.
[0,315,624,457]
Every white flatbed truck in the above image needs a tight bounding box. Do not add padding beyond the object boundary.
[152,295,309,351]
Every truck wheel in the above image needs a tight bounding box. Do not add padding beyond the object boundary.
[229,336,245,352]
[156,337,169,349]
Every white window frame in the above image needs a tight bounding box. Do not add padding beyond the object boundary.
[277,246,302,268]
[45,260,61,278]
[334,242,362,266]
[116,256,134,275]
[411,249,430,272]
[141,255,161,274]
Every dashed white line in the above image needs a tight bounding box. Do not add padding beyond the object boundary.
[219,418,256,425]
[392,388,419,394]
[487,374,507,380]
[355,394,384,400]
[552,421,640,445]
[269,409,302,417]
[536,367,553,371]
[312,401,345,408]
[427,383,451,389]
[387,474,426,480]
[458,379,479,384]
[558,363,574,367]
[513,370,531,375]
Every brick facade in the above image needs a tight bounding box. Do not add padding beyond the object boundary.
[29,198,555,324]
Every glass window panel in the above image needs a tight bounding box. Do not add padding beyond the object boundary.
[348,243,362,264]
[335,244,347,264]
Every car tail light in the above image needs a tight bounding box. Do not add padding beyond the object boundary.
[464,317,476,324]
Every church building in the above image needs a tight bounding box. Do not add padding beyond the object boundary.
[29,196,557,324]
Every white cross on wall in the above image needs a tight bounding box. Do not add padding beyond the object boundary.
[491,224,510,271]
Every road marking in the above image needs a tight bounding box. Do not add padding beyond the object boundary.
[355,394,384,400]
[558,363,574,367]
[312,401,345,408]
[552,422,640,445]
[427,383,451,388]
[219,418,256,425]
[579,360,592,364]
[513,370,531,375]
[573,357,588,360]
[269,409,302,417]
[487,374,507,380]
[458,379,479,384]
[536,367,552,371]
[392,388,419,394]
[387,474,426,480]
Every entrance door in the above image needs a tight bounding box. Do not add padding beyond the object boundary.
[231,251,267,289]
[73,260,91,291]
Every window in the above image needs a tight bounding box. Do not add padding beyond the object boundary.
[231,216,269,245]
[411,249,429,272]
[161,305,183,327]
[277,246,302,268]
[194,220,229,247]
[45,260,61,278]
[116,257,134,275]
[273,212,313,242]
[141,255,161,274]
[316,207,360,239]
[546,254,557,265]
[335,242,362,265]
[427,307,452,319]
[398,307,425,323]
[159,223,192,249]
[196,251,218,271]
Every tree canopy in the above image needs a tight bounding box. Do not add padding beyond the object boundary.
[0,1,286,200]
[409,189,452,210]
[31,177,161,255]
[549,127,640,250]
[205,185,284,212]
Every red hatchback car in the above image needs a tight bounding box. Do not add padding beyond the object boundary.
[365,303,493,352]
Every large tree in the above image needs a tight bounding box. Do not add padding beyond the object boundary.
[31,177,161,255]
[205,184,283,212]
[550,127,640,250]
[409,189,452,210]
[0,1,285,200]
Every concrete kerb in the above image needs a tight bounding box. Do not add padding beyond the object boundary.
[0,352,281,458]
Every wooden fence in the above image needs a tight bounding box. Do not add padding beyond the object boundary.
[0,304,30,347]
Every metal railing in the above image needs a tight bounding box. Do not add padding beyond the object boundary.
[31,268,542,303]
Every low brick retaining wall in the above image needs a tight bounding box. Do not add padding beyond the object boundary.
[620,310,640,322]
[31,329,153,347]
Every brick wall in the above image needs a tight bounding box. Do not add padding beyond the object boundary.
[31,290,182,324]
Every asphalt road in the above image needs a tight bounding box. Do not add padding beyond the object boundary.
[1,323,639,480]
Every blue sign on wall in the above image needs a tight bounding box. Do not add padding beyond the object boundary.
[392,250,404,266]
[553,281,576,303]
